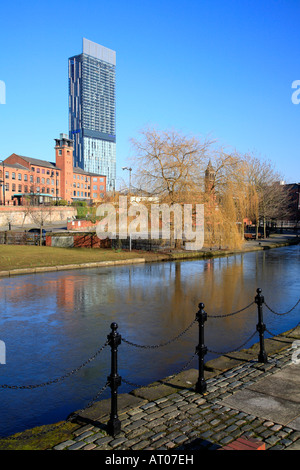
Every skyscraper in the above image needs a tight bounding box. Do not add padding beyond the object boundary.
[68,38,116,191]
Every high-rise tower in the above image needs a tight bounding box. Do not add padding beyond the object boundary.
[68,38,116,191]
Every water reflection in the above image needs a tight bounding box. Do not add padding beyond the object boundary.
[0,245,299,437]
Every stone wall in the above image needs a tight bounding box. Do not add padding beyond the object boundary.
[46,232,170,250]
[0,206,77,227]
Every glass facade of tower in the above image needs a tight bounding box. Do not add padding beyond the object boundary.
[69,39,116,191]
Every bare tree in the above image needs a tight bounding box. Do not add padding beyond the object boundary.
[130,127,214,204]
[23,206,53,245]
[244,154,291,238]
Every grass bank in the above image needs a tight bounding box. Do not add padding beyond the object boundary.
[0,235,298,275]
[0,245,167,272]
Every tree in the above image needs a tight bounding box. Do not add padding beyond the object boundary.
[130,127,214,204]
[24,206,54,245]
[203,150,248,249]
[244,154,291,238]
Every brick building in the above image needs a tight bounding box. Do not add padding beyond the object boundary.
[0,134,106,205]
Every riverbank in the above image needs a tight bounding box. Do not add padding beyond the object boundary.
[0,323,299,451]
[0,233,299,278]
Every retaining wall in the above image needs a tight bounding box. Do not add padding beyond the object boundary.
[0,206,77,226]
[46,232,171,250]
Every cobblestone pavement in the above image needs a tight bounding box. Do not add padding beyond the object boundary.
[53,347,300,451]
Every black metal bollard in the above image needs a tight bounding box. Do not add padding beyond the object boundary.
[255,288,268,363]
[107,322,122,437]
[195,303,207,394]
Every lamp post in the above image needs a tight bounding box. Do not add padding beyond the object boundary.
[122,167,132,195]
[0,160,5,205]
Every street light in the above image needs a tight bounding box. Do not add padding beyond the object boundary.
[0,160,5,205]
[122,167,132,195]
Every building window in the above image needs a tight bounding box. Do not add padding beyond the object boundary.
[17,174,21,180]
[51,179,54,185]
[47,178,50,184]
[37,168,40,173]
[100,185,104,190]
[18,184,22,192]
[5,171,9,179]
[30,175,33,182]
[24,185,28,193]
[73,191,76,196]
[24,174,28,181]
[5,183,9,191]
[42,178,45,184]
[93,177,97,182]
[12,183,16,191]
[59,150,62,155]
[37,177,40,183]
[93,193,97,198]
[12,172,15,180]
[93,185,97,190]
[42,169,45,174]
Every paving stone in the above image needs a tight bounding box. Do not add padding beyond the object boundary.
[67,441,87,450]
[82,443,97,450]
[94,436,114,446]
[131,440,151,450]
[49,349,300,452]
[53,440,76,450]
[109,437,127,449]
[150,431,166,442]
[173,435,189,444]
[73,425,95,436]
[74,431,94,441]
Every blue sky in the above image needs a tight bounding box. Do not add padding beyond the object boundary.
[0,0,299,186]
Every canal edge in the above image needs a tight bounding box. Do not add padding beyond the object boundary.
[0,237,299,278]
[0,324,299,449]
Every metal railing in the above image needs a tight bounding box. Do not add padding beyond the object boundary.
[1,287,299,440]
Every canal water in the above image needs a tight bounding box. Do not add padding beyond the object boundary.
[0,245,299,438]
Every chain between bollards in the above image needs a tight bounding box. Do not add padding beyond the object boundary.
[195,302,207,394]
[107,322,122,437]
[255,288,268,364]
